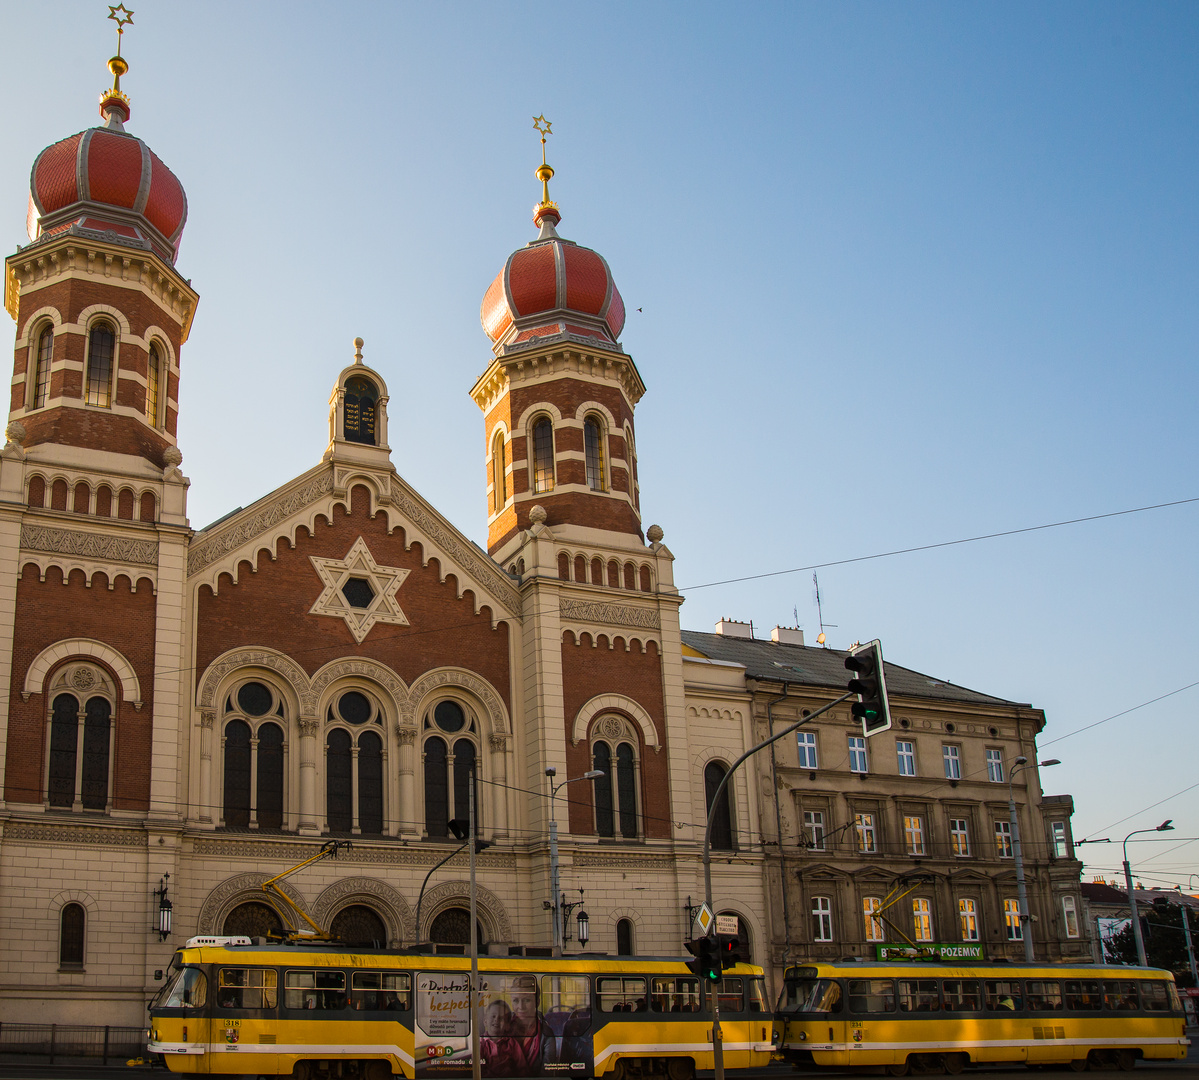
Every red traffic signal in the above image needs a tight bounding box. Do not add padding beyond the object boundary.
[716,933,747,970]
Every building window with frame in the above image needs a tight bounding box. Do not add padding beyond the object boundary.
[863,897,885,942]
[950,818,970,857]
[326,702,385,837]
[942,744,961,780]
[146,342,162,425]
[1004,898,1023,940]
[31,324,53,409]
[532,416,555,493]
[59,903,85,969]
[994,820,1014,858]
[848,736,868,774]
[986,748,1004,783]
[803,810,825,850]
[616,918,634,956]
[221,680,289,830]
[704,760,735,851]
[423,700,478,838]
[896,740,916,776]
[85,321,116,407]
[1062,896,1080,938]
[592,717,639,839]
[797,730,818,770]
[855,812,877,854]
[1051,821,1068,858]
[912,898,933,942]
[811,896,833,942]
[904,815,925,855]
[46,665,115,813]
[959,898,980,941]
[491,430,507,513]
[584,415,606,491]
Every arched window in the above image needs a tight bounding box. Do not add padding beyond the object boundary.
[429,907,486,948]
[344,375,378,445]
[221,680,289,830]
[616,918,634,956]
[423,700,479,838]
[625,423,639,510]
[325,689,387,835]
[59,903,85,968]
[31,324,53,409]
[584,416,606,491]
[45,664,115,812]
[223,901,283,939]
[591,717,639,839]
[85,321,115,407]
[531,417,555,493]
[491,430,507,513]
[146,342,162,425]
[704,761,735,851]
[330,905,387,947]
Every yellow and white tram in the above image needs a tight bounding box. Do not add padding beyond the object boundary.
[774,961,1188,1073]
[148,936,775,1079]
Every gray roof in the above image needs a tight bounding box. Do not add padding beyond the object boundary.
[681,630,1024,708]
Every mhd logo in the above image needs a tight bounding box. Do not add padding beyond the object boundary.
[425,1046,456,1058]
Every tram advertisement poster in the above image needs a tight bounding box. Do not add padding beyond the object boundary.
[415,972,593,1078]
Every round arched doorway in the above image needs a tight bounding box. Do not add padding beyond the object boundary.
[330,905,388,947]
[429,906,486,948]
[222,901,284,939]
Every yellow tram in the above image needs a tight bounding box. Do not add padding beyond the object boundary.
[774,961,1188,1073]
[148,936,775,1079]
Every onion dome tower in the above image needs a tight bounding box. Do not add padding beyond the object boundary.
[4,9,197,471]
[473,118,646,558]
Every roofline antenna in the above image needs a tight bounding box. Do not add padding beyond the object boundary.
[813,571,837,647]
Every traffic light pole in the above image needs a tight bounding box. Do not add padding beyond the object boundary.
[702,690,853,1080]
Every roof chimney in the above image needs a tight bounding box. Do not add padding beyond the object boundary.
[771,626,804,646]
[714,619,754,639]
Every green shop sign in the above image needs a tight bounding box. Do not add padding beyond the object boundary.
[875,943,985,961]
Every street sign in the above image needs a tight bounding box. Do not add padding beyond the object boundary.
[715,914,739,936]
[693,903,714,938]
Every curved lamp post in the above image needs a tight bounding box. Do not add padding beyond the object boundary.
[545,766,603,954]
[1008,756,1060,962]
[1124,820,1174,966]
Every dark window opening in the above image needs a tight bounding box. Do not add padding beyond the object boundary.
[617,918,634,956]
[326,729,353,832]
[80,696,111,810]
[222,901,284,939]
[617,742,638,838]
[85,323,115,407]
[48,693,79,808]
[453,738,476,825]
[434,701,466,732]
[338,690,372,725]
[358,732,383,835]
[705,761,735,851]
[223,719,251,828]
[257,722,284,830]
[532,418,555,493]
[331,904,387,948]
[344,376,378,445]
[341,577,375,609]
[33,326,52,409]
[425,736,448,837]
[237,682,272,717]
[60,903,85,968]
[593,743,613,837]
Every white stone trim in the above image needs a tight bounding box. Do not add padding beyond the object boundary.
[23,638,141,704]
[570,693,660,751]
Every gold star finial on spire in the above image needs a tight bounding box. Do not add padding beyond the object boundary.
[108,4,134,56]
[532,114,556,212]
[101,4,134,125]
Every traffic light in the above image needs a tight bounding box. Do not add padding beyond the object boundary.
[845,639,892,737]
[685,936,721,983]
[716,933,747,971]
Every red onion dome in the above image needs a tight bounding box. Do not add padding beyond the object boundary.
[25,56,187,264]
[480,211,626,351]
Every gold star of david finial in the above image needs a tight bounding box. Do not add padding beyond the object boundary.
[532,115,556,210]
[533,114,552,138]
[108,4,134,54]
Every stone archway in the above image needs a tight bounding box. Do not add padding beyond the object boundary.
[429,907,486,948]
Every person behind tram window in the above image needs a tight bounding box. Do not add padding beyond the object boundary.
[508,975,557,1072]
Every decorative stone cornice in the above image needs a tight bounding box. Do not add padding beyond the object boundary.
[22,524,158,567]
[572,850,673,870]
[4,821,145,847]
[559,598,660,631]
[191,835,516,870]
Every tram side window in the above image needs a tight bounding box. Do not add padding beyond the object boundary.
[1064,980,1102,1011]
[162,966,207,1009]
[542,974,592,1042]
[218,967,277,1010]
[1103,981,1139,1011]
[984,980,1023,1011]
[717,977,743,1014]
[1142,982,1171,1012]
[285,969,347,1011]
[897,979,940,1013]
[597,976,648,1013]
[651,976,700,1013]
[942,980,981,1012]
[1025,981,1063,1011]
[351,972,411,1011]
[848,979,896,1014]
[782,978,842,1013]
[747,977,767,1012]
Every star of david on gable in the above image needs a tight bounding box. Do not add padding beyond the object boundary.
[309,537,411,644]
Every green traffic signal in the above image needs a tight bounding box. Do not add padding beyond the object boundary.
[845,639,892,737]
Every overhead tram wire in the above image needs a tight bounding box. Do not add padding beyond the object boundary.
[1043,680,1199,747]
[678,496,1199,592]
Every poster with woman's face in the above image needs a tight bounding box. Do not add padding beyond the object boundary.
[414,972,593,1078]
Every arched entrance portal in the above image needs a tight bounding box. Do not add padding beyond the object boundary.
[223,901,284,939]
[330,905,388,947]
[429,906,486,948]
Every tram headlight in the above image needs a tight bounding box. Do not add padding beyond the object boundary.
[797,1031,807,1041]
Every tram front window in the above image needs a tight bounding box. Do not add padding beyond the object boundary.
[159,966,207,1010]
[780,978,842,1014]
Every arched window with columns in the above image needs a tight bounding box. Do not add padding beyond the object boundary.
[221,679,289,830]
[324,689,387,835]
[422,699,479,838]
[590,715,640,839]
[44,663,115,812]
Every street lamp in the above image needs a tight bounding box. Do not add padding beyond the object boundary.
[546,766,603,955]
[154,873,172,940]
[1008,756,1060,962]
[1123,820,1174,967]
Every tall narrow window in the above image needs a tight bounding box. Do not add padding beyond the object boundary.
[491,430,507,513]
[1051,821,1068,858]
[855,812,877,853]
[943,745,961,780]
[222,719,252,827]
[60,903,85,968]
[257,723,284,830]
[863,897,884,942]
[986,748,1004,783]
[593,742,613,837]
[811,897,833,942]
[80,696,111,810]
[959,898,980,941]
[950,818,970,857]
[584,416,605,491]
[32,326,53,409]
[904,815,925,855]
[223,681,288,830]
[146,343,162,425]
[704,761,734,851]
[803,810,825,850]
[1004,898,1023,940]
[896,740,916,776]
[424,736,448,837]
[994,820,1014,858]
[48,693,79,808]
[358,731,383,835]
[423,701,476,838]
[343,376,378,445]
[532,417,555,493]
[452,737,476,826]
[326,729,353,832]
[616,918,634,956]
[797,731,818,770]
[1062,896,1080,938]
[848,736,868,774]
[616,743,637,839]
[912,898,933,942]
[85,322,115,407]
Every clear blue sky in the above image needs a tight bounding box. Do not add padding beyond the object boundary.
[5,1,1197,887]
